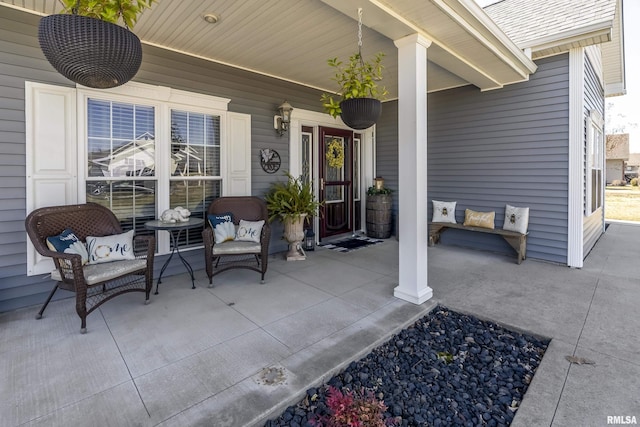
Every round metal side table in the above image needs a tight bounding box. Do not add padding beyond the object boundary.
[144,217,205,294]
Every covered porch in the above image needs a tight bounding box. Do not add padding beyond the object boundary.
[1,0,539,311]
[2,222,638,426]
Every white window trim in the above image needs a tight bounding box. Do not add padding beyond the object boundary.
[567,48,585,268]
[586,109,604,216]
[26,81,254,274]
[76,82,231,255]
[288,108,376,235]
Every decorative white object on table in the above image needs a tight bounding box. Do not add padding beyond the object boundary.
[160,206,191,223]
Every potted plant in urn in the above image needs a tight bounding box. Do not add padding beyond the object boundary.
[320,8,388,130]
[265,173,321,261]
[38,0,155,89]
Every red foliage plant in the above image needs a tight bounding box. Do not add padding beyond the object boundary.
[311,386,399,427]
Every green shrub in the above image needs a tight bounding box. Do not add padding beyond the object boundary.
[264,173,321,222]
[367,186,392,196]
[631,177,638,187]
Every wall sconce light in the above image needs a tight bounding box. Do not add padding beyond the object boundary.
[274,100,293,136]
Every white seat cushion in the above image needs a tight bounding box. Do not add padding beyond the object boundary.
[213,240,261,255]
[51,259,147,285]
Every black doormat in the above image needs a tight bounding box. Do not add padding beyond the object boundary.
[318,236,384,252]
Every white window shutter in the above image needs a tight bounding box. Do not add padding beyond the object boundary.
[226,112,252,196]
[25,82,77,275]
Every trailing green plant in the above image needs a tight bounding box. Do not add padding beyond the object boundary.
[264,173,321,222]
[59,0,155,29]
[311,386,399,427]
[321,52,388,118]
[367,186,392,196]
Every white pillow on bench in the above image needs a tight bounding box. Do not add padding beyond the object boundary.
[503,204,529,234]
[432,200,457,224]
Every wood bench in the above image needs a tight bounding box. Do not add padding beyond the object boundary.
[429,222,528,264]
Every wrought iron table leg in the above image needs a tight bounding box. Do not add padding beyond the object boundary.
[154,228,196,293]
[175,243,196,289]
[155,244,176,295]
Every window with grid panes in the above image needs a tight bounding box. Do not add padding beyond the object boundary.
[169,110,221,248]
[86,99,157,238]
[84,100,223,250]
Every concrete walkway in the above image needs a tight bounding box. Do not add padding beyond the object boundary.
[1,223,638,426]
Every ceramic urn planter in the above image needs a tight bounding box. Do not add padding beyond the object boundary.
[283,214,307,261]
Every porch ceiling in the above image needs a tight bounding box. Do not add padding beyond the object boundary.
[2,0,537,96]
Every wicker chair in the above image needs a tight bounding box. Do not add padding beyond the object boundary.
[25,203,155,333]
[203,196,270,286]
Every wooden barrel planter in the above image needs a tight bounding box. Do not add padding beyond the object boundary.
[366,194,392,238]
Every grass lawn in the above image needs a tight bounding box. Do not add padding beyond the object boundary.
[605,186,640,222]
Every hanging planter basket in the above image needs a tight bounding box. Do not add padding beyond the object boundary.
[339,98,382,130]
[38,14,142,89]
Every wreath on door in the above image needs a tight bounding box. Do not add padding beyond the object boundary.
[326,139,345,169]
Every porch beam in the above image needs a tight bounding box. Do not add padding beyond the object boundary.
[393,34,433,305]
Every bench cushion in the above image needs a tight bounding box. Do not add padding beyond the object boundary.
[208,212,236,244]
[46,228,89,265]
[51,259,147,285]
[235,219,264,243]
[503,204,530,234]
[463,209,495,229]
[86,230,135,264]
[213,240,261,255]
[432,200,457,223]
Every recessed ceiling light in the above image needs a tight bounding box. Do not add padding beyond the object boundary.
[203,13,219,24]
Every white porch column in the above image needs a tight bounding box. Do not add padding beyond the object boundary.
[393,34,433,304]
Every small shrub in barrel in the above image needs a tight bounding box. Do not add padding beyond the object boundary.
[366,186,393,239]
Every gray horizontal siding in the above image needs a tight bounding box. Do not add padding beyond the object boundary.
[427,55,570,264]
[0,6,325,312]
[376,54,570,263]
[375,100,398,236]
[583,52,605,255]
[136,44,324,198]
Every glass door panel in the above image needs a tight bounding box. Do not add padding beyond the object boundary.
[319,127,353,238]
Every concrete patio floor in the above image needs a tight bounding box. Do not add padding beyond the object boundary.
[1,222,639,426]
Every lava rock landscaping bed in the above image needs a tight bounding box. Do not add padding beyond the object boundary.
[265,306,549,427]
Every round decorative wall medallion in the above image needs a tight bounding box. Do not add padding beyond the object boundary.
[260,148,281,174]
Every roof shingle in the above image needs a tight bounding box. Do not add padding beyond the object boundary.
[484,0,617,46]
